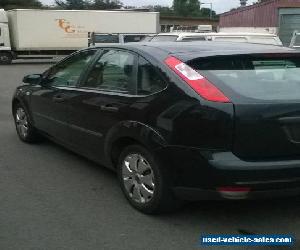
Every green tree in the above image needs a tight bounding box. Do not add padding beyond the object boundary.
[172,0,218,18]
[173,0,200,17]
[199,7,217,18]
[55,0,91,9]
[143,5,174,16]
[92,0,122,10]
[0,0,43,10]
[55,0,122,10]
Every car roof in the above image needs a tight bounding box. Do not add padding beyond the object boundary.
[92,41,299,62]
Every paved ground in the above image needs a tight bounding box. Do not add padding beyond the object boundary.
[1,62,300,250]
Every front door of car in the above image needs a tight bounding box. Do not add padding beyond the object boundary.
[67,49,138,163]
[30,49,97,143]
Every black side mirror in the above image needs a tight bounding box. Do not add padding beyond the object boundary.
[23,74,42,85]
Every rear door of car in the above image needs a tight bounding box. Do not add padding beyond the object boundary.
[66,48,169,164]
[66,48,139,162]
[188,53,300,160]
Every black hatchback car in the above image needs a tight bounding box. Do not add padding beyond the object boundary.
[12,42,300,214]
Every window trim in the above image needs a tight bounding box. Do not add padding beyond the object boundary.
[79,48,139,95]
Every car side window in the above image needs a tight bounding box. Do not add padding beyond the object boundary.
[83,49,136,94]
[45,50,97,87]
[137,57,167,95]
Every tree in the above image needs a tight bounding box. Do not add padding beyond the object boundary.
[172,0,218,18]
[199,7,217,18]
[173,0,200,17]
[0,0,43,10]
[142,5,174,16]
[54,0,122,10]
[55,0,91,9]
[92,0,122,10]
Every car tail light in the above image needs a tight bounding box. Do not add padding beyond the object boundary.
[218,187,251,200]
[164,56,230,103]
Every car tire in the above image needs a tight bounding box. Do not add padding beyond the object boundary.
[13,103,42,143]
[117,144,181,214]
[0,52,12,65]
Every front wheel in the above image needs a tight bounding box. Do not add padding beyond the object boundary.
[13,103,42,143]
[117,144,181,214]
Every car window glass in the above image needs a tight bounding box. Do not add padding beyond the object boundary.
[181,36,206,41]
[137,57,167,95]
[151,35,178,42]
[94,34,119,43]
[83,50,136,94]
[124,35,146,43]
[45,50,97,87]
[189,55,300,101]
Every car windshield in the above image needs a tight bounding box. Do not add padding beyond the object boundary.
[151,35,178,42]
[188,54,300,101]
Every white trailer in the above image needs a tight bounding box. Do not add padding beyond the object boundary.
[0,9,159,64]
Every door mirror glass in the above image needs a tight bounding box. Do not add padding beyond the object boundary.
[23,74,42,85]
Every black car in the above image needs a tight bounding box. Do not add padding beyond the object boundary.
[12,42,300,214]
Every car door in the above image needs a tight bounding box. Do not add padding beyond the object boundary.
[66,48,139,163]
[30,49,97,143]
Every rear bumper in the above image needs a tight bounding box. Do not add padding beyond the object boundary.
[209,152,300,171]
[156,147,300,200]
[174,185,300,201]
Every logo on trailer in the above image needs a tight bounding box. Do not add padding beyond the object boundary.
[56,19,88,38]
[56,19,75,33]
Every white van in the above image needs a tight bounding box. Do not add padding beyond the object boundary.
[145,32,283,46]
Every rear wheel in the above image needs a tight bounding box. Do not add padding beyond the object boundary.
[117,144,181,214]
[13,103,41,143]
[0,52,12,65]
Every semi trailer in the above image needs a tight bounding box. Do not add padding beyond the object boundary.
[0,9,159,64]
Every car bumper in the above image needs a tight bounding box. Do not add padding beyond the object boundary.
[156,147,300,200]
[174,185,300,201]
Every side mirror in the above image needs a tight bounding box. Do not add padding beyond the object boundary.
[23,74,42,85]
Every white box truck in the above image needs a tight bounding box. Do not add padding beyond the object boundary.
[0,9,159,64]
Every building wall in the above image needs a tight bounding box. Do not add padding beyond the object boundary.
[220,0,300,27]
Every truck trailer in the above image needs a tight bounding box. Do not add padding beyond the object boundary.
[0,9,159,64]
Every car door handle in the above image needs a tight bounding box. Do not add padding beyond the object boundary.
[53,95,65,103]
[100,104,119,112]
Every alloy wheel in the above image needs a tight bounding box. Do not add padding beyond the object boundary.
[15,107,29,138]
[122,153,155,204]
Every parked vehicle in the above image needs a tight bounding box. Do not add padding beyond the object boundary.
[88,32,152,46]
[0,9,159,64]
[145,32,283,46]
[12,42,300,214]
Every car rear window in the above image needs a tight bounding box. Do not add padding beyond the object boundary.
[151,35,178,42]
[188,54,300,101]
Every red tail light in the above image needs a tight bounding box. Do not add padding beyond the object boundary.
[164,56,230,103]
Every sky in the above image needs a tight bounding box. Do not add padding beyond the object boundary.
[40,0,257,14]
